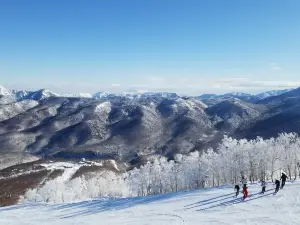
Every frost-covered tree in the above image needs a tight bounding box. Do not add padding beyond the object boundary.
[24,132,300,203]
[126,132,300,196]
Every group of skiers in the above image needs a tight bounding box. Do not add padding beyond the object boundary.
[234,172,289,200]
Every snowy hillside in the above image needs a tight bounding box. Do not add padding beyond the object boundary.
[1,85,300,170]
[255,88,293,99]
[198,89,294,106]
[1,181,299,224]
[0,100,38,122]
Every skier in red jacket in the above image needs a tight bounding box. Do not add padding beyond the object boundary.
[242,184,248,200]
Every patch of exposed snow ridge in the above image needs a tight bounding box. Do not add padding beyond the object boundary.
[256,88,294,99]
[0,85,13,96]
[95,101,111,114]
[63,93,93,98]
[0,100,39,122]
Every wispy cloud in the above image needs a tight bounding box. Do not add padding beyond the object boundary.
[111,83,121,87]
[148,76,165,82]
[130,76,300,95]
[269,63,281,71]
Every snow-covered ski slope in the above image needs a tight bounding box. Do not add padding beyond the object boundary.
[1,181,300,225]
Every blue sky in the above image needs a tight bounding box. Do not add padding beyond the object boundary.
[0,0,300,95]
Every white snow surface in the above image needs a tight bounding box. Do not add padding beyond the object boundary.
[1,181,300,224]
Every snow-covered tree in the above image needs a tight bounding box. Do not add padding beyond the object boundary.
[24,132,300,203]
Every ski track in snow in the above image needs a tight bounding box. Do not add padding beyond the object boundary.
[1,181,300,224]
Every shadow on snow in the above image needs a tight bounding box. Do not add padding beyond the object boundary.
[51,185,232,219]
[184,189,276,211]
[53,191,192,219]
[0,184,285,219]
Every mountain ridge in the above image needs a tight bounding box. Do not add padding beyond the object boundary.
[1,85,300,169]
[0,85,294,103]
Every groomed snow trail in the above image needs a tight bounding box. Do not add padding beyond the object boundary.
[1,181,300,225]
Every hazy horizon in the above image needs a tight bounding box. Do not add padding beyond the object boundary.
[0,83,296,97]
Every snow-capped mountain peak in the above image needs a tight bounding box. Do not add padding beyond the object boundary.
[255,88,294,99]
[26,89,59,101]
[0,86,16,104]
[125,89,148,95]
[0,85,299,104]
[93,92,114,99]
[0,86,13,96]
[63,93,93,98]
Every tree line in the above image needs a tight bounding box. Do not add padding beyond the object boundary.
[24,133,300,203]
[126,133,300,196]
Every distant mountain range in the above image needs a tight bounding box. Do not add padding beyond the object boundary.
[0,85,292,103]
[0,86,180,103]
[198,89,293,100]
[1,85,300,169]
[196,89,293,106]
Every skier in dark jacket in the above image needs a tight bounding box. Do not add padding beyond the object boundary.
[275,179,280,193]
[280,172,288,189]
[234,184,240,197]
[261,180,266,194]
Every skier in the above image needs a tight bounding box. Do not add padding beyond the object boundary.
[234,184,240,197]
[242,184,248,200]
[275,179,280,193]
[261,180,266,194]
[280,172,288,189]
